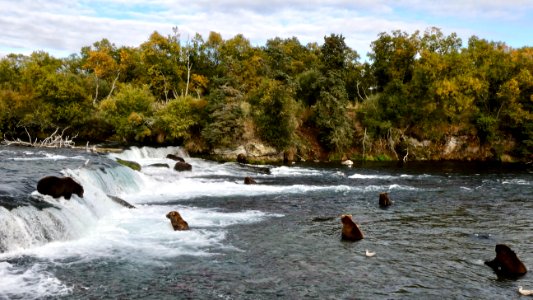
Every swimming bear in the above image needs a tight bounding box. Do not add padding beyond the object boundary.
[37,176,84,200]
[166,211,190,231]
[485,244,527,278]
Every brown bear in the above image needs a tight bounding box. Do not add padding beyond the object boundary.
[341,214,364,241]
[244,177,257,184]
[379,192,392,207]
[236,153,248,164]
[37,176,84,200]
[485,244,527,277]
[166,211,190,231]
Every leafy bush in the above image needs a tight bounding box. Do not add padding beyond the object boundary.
[98,84,155,142]
[250,79,301,149]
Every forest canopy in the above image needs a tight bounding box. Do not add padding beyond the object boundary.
[0,27,531,161]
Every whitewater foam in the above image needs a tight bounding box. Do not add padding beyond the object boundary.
[0,261,71,300]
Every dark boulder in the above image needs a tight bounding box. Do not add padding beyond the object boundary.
[149,163,170,168]
[107,195,136,209]
[174,161,192,171]
[37,176,84,200]
[485,244,527,278]
[166,154,185,162]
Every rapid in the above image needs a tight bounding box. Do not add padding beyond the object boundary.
[0,145,532,299]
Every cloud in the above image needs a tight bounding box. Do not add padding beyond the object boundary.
[0,0,530,58]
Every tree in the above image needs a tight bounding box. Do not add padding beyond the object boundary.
[312,71,354,152]
[98,84,155,142]
[201,85,246,148]
[369,30,419,91]
[139,31,183,101]
[249,79,301,149]
[153,95,204,142]
[82,39,120,104]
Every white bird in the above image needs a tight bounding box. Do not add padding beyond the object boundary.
[519,286,533,296]
[365,249,376,257]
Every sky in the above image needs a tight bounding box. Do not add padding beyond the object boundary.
[0,0,532,60]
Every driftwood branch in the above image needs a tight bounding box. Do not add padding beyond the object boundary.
[2,127,77,148]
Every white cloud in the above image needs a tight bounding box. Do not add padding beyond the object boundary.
[0,0,530,59]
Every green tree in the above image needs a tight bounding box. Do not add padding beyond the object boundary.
[98,84,155,142]
[250,79,301,149]
[201,85,246,148]
[153,95,205,142]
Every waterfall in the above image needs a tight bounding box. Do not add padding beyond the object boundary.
[0,164,143,254]
[109,146,188,161]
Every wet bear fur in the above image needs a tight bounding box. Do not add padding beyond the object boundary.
[37,176,84,200]
[341,214,364,241]
[244,177,257,184]
[485,244,527,277]
[379,192,393,207]
[166,211,190,231]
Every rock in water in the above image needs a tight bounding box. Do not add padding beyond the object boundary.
[37,176,84,199]
[166,154,185,162]
[107,195,136,209]
[116,158,141,171]
[149,163,170,168]
[174,161,192,171]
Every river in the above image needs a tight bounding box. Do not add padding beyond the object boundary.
[0,145,532,299]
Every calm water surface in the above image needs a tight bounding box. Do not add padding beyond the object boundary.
[0,146,532,299]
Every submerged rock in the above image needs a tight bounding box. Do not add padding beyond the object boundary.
[116,158,141,171]
[107,195,135,209]
[166,154,185,162]
[174,161,192,171]
[148,163,170,168]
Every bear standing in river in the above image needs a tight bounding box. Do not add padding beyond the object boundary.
[485,244,527,277]
[37,176,84,199]
[341,214,364,241]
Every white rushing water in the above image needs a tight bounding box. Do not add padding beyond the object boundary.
[0,146,441,299]
[0,146,287,299]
